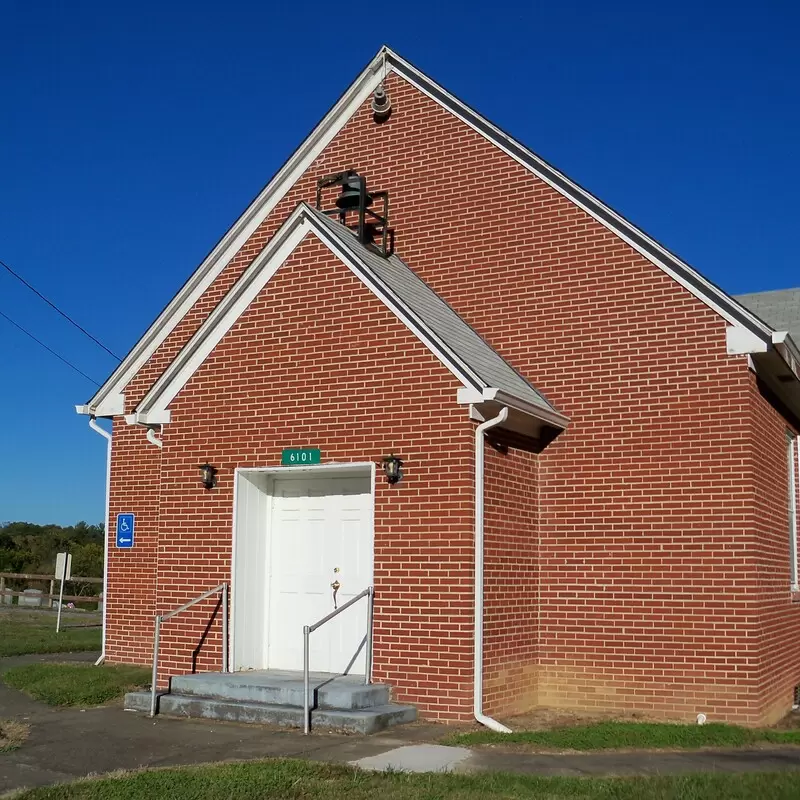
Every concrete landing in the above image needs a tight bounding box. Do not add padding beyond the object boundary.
[124,669,417,734]
[170,670,391,709]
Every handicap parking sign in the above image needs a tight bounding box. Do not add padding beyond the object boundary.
[116,513,135,549]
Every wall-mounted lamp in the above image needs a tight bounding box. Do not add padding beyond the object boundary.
[199,462,218,490]
[382,454,404,485]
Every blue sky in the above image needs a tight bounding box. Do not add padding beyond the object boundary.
[0,0,797,526]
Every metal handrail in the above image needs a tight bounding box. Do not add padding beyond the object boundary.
[150,582,228,718]
[303,585,373,734]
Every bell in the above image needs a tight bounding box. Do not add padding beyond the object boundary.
[336,171,373,210]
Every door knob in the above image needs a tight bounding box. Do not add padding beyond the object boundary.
[331,579,341,609]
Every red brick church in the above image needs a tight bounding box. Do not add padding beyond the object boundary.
[78,46,800,729]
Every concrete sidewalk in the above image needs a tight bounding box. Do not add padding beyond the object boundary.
[2,652,800,793]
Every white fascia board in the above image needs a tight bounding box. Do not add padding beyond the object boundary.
[138,210,311,418]
[727,325,770,355]
[486,388,569,429]
[457,387,484,404]
[76,392,124,417]
[458,386,569,429]
[384,49,774,341]
[773,331,800,382]
[773,331,800,367]
[81,52,388,418]
[728,327,800,384]
[135,410,171,425]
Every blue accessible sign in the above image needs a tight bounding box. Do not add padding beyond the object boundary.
[116,513,135,549]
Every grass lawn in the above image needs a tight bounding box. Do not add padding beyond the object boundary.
[0,610,100,657]
[0,719,29,752]
[2,663,150,706]
[7,759,800,799]
[445,720,800,750]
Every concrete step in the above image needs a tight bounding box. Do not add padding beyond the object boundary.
[169,670,390,710]
[124,690,417,734]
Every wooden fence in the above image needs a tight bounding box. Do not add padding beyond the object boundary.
[0,572,103,606]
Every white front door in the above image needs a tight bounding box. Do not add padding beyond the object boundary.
[265,473,373,674]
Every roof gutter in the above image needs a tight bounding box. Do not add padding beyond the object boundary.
[772,331,800,381]
[728,325,800,383]
[457,386,569,430]
[474,405,512,734]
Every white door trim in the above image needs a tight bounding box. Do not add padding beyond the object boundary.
[230,461,376,672]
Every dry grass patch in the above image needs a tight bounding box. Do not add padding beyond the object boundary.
[0,719,29,752]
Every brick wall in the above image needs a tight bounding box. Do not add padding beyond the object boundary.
[532,264,760,723]
[104,67,800,723]
[106,419,161,665]
[140,235,479,718]
[749,376,800,724]
[483,442,539,717]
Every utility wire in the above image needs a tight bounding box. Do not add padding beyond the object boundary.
[0,307,100,386]
[0,257,121,361]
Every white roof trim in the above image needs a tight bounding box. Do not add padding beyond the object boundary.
[136,208,310,422]
[456,386,568,428]
[79,45,777,417]
[81,51,388,417]
[134,204,560,425]
[383,50,775,341]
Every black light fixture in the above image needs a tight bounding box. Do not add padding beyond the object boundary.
[199,462,217,490]
[382,454,404,485]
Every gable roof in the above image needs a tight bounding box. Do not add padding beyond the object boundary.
[311,210,553,413]
[131,203,568,432]
[78,45,794,418]
[736,289,800,343]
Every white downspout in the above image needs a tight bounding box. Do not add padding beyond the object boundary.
[474,405,512,733]
[146,426,163,448]
[89,416,112,667]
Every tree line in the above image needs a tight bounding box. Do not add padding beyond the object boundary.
[0,521,104,581]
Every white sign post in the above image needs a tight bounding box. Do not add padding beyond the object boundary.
[55,552,72,634]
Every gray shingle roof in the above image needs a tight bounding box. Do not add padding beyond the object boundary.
[308,204,555,413]
[735,288,800,343]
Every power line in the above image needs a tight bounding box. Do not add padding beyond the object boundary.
[0,257,121,361]
[0,307,100,386]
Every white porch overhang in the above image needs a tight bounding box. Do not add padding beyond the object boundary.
[727,325,800,422]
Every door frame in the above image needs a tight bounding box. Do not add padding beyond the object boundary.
[230,461,376,672]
